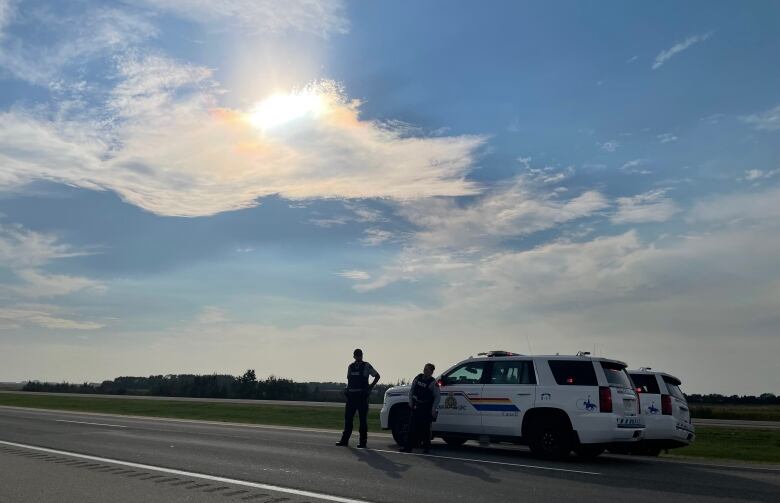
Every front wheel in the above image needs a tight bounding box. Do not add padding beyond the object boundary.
[390,408,410,446]
[528,424,573,460]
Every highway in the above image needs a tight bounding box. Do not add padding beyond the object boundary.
[2,391,777,429]
[0,406,777,503]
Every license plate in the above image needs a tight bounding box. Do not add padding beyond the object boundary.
[617,417,644,428]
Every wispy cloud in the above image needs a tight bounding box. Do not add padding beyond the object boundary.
[137,0,349,38]
[360,228,393,246]
[621,159,651,175]
[741,168,779,182]
[598,140,619,153]
[657,133,678,143]
[196,306,229,324]
[336,270,370,281]
[612,189,678,224]
[741,104,780,131]
[652,33,712,70]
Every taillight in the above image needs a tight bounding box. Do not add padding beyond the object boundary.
[661,394,672,415]
[599,386,612,413]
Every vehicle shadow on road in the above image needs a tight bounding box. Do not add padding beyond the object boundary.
[351,448,411,479]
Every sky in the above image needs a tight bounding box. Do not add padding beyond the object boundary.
[0,0,778,395]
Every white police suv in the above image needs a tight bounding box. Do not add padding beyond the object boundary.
[380,351,645,460]
[617,368,695,456]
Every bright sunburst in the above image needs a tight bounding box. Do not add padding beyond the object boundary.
[249,89,326,130]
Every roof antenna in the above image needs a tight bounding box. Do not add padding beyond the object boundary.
[525,334,533,355]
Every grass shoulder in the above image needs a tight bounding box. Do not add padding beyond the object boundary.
[0,392,382,432]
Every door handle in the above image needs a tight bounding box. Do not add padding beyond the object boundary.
[516,393,532,396]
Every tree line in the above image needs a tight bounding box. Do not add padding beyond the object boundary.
[22,369,401,404]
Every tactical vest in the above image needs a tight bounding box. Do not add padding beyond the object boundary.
[412,374,435,404]
[347,361,369,393]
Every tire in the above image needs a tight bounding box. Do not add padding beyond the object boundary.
[574,444,605,459]
[441,436,467,447]
[390,407,411,446]
[528,422,573,460]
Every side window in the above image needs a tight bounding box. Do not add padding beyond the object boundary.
[442,362,486,385]
[629,373,660,394]
[488,361,536,385]
[548,361,598,386]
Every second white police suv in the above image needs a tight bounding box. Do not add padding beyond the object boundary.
[380,351,645,460]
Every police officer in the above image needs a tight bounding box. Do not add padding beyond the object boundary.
[336,349,380,448]
[401,363,440,454]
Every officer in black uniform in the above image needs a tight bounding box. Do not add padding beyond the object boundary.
[401,363,440,453]
[336,349,380,448]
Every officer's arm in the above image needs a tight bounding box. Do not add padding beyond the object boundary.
[431,381,441,415]
[368,365,380,389]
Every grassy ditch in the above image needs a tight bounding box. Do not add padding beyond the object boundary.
[690,404,780,422]
[664,426,780,464]
[0,392,382,432]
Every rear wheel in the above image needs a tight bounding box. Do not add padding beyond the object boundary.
[441,436,467,447]
[528,422,573,460]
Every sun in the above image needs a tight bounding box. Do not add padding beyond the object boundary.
[249,89,326,130]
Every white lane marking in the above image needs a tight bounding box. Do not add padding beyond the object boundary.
[55,420,127,428]
[369,448,601,476]
[0,439,373,503]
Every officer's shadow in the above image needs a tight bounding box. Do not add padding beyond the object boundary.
[351,448,411,479]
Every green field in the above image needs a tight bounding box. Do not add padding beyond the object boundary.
[1,393,778,464]
[0,393,382,432]
[690,404,780,422]
[665,426,780,464]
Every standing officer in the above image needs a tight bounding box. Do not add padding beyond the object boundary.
[401,363,440,454]
[336,348,380,448]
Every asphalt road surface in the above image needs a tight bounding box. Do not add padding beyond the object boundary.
[0,406,777,503]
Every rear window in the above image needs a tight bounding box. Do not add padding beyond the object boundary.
[548,361,598,386]
[629,373,660,394]
[663,377,686,400]
[601,362,632,388]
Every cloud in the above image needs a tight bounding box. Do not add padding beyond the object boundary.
[0,222,90,268]
[0,305,103,330]
[9,269,105,298]
[741,104,780,131]
[612,189,678,224]
[741,169,779,182]
[355,177,609,290]
[360,228,393,246]
[0,56,485,217]
[398,178,609,249]
[620,159,652,175]
[0,5,156,86]
[652,33,711,70]
[657,133,678,143]
[626,55,638,64]
[0,222,103,327]
[136,0,348,37]
[599,140,619,152]
[196,306,229,324]
[689,185,780,224]
[336,270,370,281]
